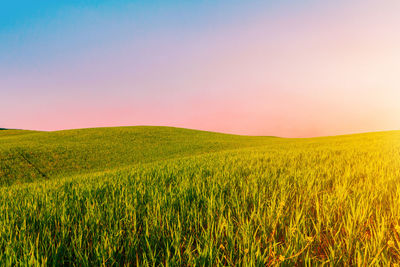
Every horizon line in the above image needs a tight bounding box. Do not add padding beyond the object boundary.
[2,125,399,139]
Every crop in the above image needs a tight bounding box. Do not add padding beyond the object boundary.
[0,126,399,265]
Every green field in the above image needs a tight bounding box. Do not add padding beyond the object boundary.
[1,126,400,265]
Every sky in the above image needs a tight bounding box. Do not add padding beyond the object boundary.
[1,0,400,137]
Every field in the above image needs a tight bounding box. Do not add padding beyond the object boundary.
[1,126,400,265]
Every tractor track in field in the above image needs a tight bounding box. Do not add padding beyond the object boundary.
[14,149,49,180]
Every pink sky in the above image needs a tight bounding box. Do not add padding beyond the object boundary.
[1,0,400,137]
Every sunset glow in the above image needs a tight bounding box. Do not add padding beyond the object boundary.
[1,0,400,137]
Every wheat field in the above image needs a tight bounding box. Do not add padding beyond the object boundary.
[1,127,400,265]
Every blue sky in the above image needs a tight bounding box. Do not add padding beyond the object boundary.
[2,0,400,137]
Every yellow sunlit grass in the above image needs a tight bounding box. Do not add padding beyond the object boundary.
[0,127,399,264]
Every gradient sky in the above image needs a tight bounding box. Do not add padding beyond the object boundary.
[1,0,400,137]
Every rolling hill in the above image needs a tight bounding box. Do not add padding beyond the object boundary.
[1,126,400,265]
[0,126,277,185]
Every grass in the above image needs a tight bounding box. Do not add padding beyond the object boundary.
[0,127,274,185]
[1,126,400,265]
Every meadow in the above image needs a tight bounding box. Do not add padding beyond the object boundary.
[1,126,400,265]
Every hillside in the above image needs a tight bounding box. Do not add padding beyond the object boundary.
[1,127,400,265]
[0,126,278,185]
